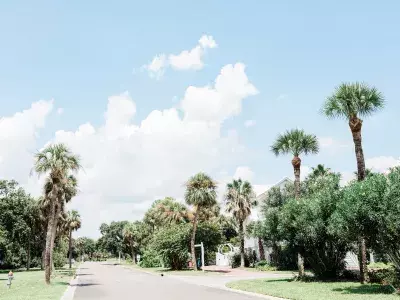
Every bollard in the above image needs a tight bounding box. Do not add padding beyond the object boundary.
[7,271,14,289]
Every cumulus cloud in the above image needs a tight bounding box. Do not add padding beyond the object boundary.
[319,136,352,154]
[143,35,217,79]
[366,156,400,173]
[0,100,53,185]
[49,63,256,237]
[181,63,258,123]
[244,120,256,128]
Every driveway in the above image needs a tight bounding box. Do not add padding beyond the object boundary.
[71,262,281,299]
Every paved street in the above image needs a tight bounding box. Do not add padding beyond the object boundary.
[72,262,268,299]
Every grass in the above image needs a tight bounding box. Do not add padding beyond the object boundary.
[126,264,225,276]
[0,266,77,300]
[243,267,296,274]
[227,278,399,300]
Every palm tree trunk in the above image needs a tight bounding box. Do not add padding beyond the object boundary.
[132,247,136,265]
[41,248,45,270]
[26,239,31,271]
[292,156,305,277]
[239,221,245,268]
[191,206,199,271]
[258,237,265,261]
[69,230,73,269]
[50,204,61,275]
[350,117,369,284]
[45,198,56,284]
[292,156,301,199]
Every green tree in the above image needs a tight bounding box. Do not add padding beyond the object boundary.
[64,210,81,268]
[281,174,351,279]
[184,173,217,271]
[225,179,256,268]
[123,222,141,264]
[308,164,331,180]
[322,82,385,284]
[33,143,81,284]
[271,129,319,276]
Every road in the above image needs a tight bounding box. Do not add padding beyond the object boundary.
[72,262,264,300]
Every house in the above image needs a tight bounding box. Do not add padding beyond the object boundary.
[244,177,292,262]
[244,177,361,269]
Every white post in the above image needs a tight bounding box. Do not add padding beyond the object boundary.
[118,251,121,264]
[201,242,205,272]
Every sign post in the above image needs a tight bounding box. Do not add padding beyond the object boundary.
[195,242,205,272]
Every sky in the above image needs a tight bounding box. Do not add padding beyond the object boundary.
[1,1,399,238]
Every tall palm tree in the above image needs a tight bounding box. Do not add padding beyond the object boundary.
[33,143,80,284]
[65,210,81,269]
[271,128,319,276]
[123,222,139,264]
[225,179,257,268]
[185,172,217,271]
[322,82,384,284]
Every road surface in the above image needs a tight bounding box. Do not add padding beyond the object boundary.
[72,262,264,300]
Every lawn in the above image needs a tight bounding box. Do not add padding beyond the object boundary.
[127,264,224,276]
[227,278,399,300]
[0,267,76,300]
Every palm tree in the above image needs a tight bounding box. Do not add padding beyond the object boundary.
[185,173,217,271]
[33,143,80,284]
[123,222,142,264]
[310,164,331,178]
[323,82,384,284]
[225,179,257,268]
[271,128,319,276]
[65,210,81,269]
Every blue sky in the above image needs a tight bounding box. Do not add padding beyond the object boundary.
[1,1,399,236]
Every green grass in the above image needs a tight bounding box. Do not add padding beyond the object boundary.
[227,278,399,300]
[127,264,224,276]
[0,267,77,300]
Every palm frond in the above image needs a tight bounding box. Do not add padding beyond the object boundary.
[322,82,385,120]
[270,129,319,157]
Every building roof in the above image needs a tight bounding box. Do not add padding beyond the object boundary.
[256,176,292,202]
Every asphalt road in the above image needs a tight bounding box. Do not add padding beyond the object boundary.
[72,262,261,300]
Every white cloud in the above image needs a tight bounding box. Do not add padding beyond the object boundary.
[48,64,255,237]
[143,54,167,79]
[233,166,254,181]
[319,136,352,154]
[57,108,64,115]
[244,120,256,128]
[366,156,400,173]
[181,63,258,123]
[0,100,53,189]
[143,35,217,79]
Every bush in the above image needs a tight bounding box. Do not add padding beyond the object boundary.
[53,251,66,268]
[139,248,161,268]
[255,260,269,267]
[256,264,277,272]
[280,174,352,279]
[230,250,255,268]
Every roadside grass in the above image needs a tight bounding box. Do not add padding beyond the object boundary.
[126,264,225,276]
[227,278,399,300]
[0,265,78,300]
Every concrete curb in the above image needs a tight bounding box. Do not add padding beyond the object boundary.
[225,286,288,300]
[60,268,80,300]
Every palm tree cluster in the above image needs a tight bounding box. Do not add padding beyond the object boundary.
[33,144,82,284]
[268,82,384,283]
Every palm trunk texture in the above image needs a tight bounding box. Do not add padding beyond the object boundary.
[292,156,305,277]
[191,206,198,271]
[258,237,265,261]
[239,221,245,268]
[45,197,56,284]
[69,230,73,269]
[350,116,369,284]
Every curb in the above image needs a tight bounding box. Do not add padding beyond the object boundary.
[60,268,80,300]
[225,287,288,300]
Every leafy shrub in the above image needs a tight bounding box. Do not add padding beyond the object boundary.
[280,174,352,279]
[230,249,255,268]
[53,251,66,268]
[151,225,190,270]
[139,248,161,268]
[256,264,277,272]
[255,260,269,267]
